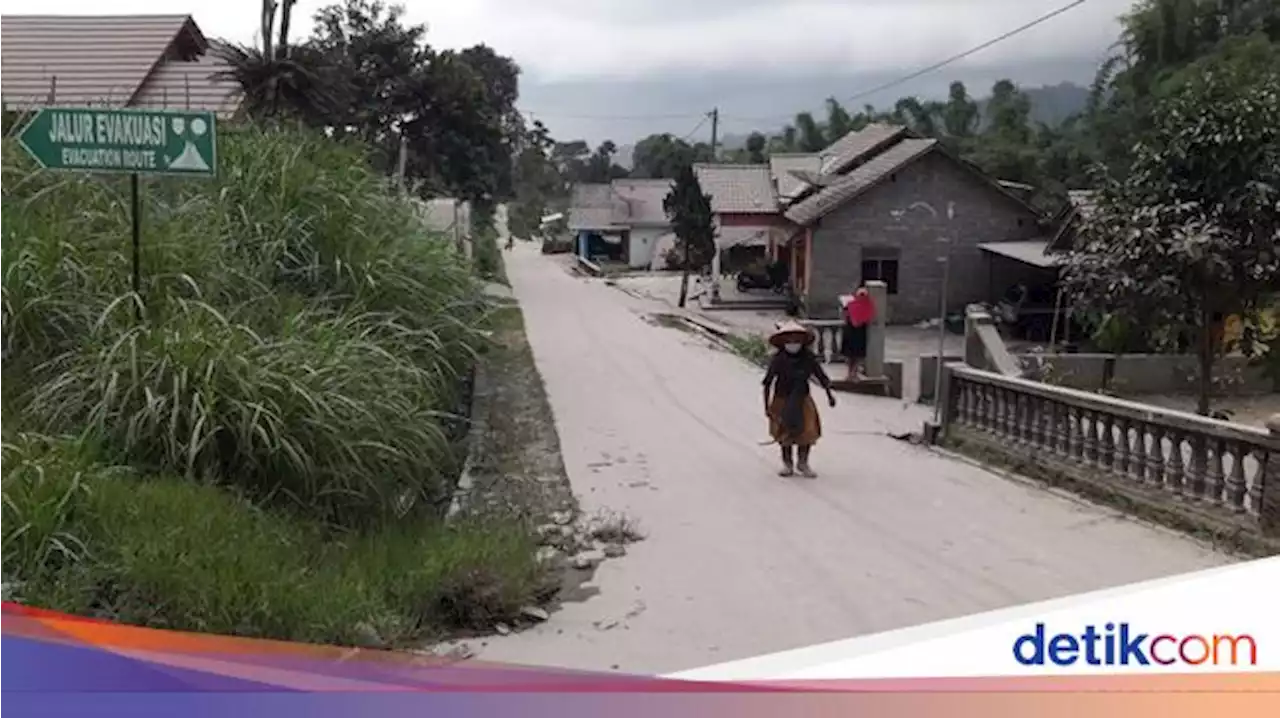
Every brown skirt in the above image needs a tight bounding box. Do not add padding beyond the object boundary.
[768,393,822,447]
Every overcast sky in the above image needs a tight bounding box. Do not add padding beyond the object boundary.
[23,0,1136,142]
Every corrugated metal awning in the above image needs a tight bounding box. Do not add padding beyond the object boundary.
[717,226,770,248]
[978,240,1062,269]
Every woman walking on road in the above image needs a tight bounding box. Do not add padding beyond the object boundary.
[841,286,876,381]
[762,320,837,478]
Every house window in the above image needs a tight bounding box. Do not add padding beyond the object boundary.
[861,247,900,295]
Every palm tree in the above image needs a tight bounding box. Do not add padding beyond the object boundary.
[825,98,853,141]
[794,112,827,152]
[215,0,346,123]
[894,96,942,137]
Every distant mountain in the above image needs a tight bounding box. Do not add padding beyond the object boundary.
[716,133,751,151]
[609,82,1091,158]
[698,83,1092,148]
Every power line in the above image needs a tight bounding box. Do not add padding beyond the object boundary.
[842,0,1090,105]
[522,0,1090,134]
[521,109,705,122]
[723,0,1090,126]
[680,113,710,141]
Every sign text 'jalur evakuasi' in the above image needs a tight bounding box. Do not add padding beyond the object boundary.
[18,108,218,176]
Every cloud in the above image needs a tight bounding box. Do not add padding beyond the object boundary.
[22,0,1130,82]
[19,0,1132,143]
[418,0,1132,82]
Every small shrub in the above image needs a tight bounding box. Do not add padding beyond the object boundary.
[727,333,772,367]
[1,434,106,607]
[585,511,646,544]
[472,228,506,283]
[331,515,543,632]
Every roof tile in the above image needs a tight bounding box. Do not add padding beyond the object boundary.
[768,153,822,200]
[2,15,201,108]
[818,123,907,176]
[568,183,625,230]
[785,138,938,226]
[610,178,673,225]
[693,164,776,213]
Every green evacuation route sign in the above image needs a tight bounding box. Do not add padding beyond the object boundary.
[18,107,217,176]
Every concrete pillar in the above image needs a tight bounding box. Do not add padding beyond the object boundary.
[865,280,887,379]
[1264,414,1280,535]
[965,309,991,369]
[964,307,1023,376]
[710,219,723,302]
[710,243,722,302]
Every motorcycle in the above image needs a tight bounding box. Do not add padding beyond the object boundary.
[735,261,789,294]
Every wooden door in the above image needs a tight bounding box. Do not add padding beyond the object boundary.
[792,235,807,293]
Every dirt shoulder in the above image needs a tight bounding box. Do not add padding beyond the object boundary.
[461,306,575,522]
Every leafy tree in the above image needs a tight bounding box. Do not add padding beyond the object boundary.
[663,164,715,308]
[509,120,562,238]
[793,112,827,152]
[941,81,979,139]
[894,96,942,137]
[768,125,800,154]
[745,132,767,163]
[543,139,623,184]
[1062,44,1280,414]
[825,98,854,141]
[585,141,631,182]
[218,0,523,205]
[1086,0,1280,175]
[632,134,713,179]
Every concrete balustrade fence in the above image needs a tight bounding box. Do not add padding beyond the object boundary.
[940,363,1280,544]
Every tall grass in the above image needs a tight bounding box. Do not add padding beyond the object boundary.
[2,125,549,641]
[3,126,487,525]
[2,435,545,644]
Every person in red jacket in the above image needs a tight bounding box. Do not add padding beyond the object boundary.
[841,287,876,381]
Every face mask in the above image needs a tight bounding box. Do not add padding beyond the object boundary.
[783,342,802,354]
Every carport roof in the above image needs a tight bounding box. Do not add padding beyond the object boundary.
[978,240,1063,269]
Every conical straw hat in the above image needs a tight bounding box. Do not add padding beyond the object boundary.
[768,319,815,348]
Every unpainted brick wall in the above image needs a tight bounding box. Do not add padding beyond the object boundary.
[808,151,1041,323]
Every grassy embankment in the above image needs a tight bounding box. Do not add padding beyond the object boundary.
[1,126,551,646]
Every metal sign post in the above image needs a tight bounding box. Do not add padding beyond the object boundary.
[17,107,219,320]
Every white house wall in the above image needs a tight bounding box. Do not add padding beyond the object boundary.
[628,228,665,268]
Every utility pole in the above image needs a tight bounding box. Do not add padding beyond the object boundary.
[709,107,719,160]
[708,107,721,301]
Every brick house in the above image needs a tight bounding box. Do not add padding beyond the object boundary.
[781,126,1044,323]
[693,164,788,277]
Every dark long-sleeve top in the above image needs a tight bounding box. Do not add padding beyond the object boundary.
[762,349,832,398]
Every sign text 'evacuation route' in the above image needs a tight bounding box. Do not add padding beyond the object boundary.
[18,107,218,176]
